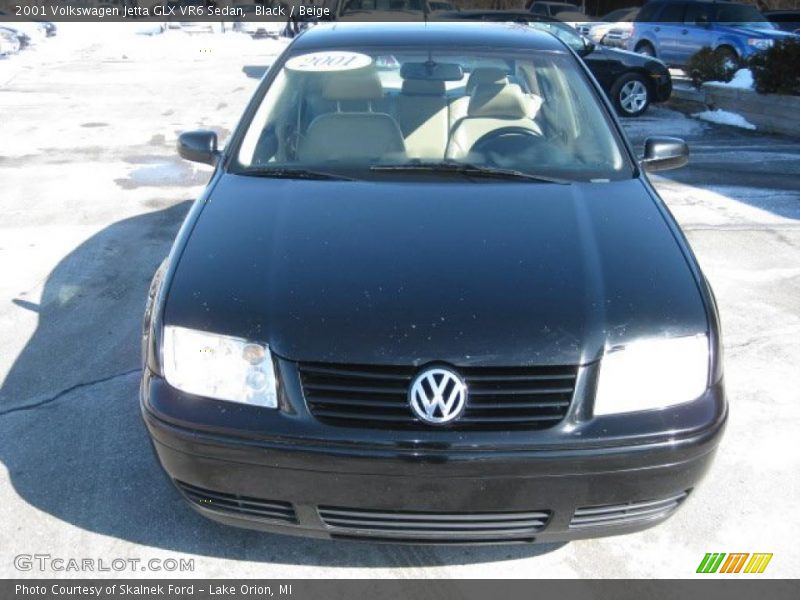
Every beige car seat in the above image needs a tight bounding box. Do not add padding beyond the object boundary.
[465,67,510,94]
[396,79,449,160]
[298,68,406,163]
[449,67,511,127]
[446,83,543,161]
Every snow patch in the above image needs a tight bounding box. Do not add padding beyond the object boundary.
[128,161,188,185]
[693,109,756,131]
[706,68,754,90]
[620,106,708,140]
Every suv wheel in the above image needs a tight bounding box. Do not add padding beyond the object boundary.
[716,46,740,71]
[612,73,651,118]
[635,42,656,57]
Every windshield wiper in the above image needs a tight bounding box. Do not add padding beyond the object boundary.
[370,162,569,184]
[238,167,354,181]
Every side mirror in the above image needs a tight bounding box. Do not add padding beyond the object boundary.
[579,38,596,57]
[642,136,689,172]
[177,130,219,165]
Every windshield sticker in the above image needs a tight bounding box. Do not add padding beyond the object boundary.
[285,52,373,73]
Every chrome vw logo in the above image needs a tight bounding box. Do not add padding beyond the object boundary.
[409,367,467,425]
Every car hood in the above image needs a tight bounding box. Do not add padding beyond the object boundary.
[594,45,669,70]
[164,175,707,366]
[719,23,794,39]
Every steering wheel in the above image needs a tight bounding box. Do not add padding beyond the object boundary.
[469,127,546,167]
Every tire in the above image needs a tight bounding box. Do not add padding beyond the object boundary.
[715,46,740,72]
[611,73,651,118]
[635,42,656,57]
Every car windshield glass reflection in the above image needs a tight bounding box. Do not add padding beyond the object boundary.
[233,47,632,182]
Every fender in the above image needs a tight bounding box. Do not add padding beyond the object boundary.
[714,36,744,58]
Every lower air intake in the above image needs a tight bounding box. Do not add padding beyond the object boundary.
[318,505,550,541]
[176,480,297,524]
[570,491,690,529]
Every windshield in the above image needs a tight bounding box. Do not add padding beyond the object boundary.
[233,46,632,182]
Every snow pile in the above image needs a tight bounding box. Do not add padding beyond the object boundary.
[707,68,754,90]
[693,109,756,130]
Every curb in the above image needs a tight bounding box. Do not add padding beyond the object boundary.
[667,82,800,138]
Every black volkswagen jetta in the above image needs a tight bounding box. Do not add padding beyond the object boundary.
[141,22,726,544]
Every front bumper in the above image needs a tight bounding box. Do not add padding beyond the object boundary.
[141,365,726,544]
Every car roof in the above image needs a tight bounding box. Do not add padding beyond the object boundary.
[291,22,567,53]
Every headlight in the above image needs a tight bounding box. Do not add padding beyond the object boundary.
[162,325,278,408]
[747,38,773,50]
[594,334,709,416]
[617,30,632,40]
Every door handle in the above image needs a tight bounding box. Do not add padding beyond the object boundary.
[655,26,661,32]
[682,29,688,34]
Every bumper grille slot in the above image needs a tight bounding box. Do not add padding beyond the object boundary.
[176,481,297,524]
[300,362,577,430]
[570,491,689,529]
[318,506,550,541]
[330,534,536,545]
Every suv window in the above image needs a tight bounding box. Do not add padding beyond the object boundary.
[531,4,548,15]
[657,2,686,22]
[636,2,663,22]
[715,4,770,24]
[684,2,712,24]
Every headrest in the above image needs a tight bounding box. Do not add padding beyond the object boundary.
[401,79,446,96]
[466,67,509,94]
[322,68,383,101]
[468,84,534,119]
[298,113,406,162]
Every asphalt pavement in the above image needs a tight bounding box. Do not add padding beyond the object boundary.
[0,30,798,578]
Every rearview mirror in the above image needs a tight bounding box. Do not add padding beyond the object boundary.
[177,130,219,165]
[400,61,464,81]
[642,136,689,172]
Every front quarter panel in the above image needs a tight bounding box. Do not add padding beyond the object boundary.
[143,176,221,377]
[638,175,724,390]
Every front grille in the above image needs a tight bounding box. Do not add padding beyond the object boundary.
[570,491,690,529]
[319,506,550,542]
[299,362,577,430]
[176,480,297,524]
